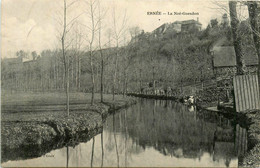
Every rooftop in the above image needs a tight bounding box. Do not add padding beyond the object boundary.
[181,19,202,25]
[153,19,202,33]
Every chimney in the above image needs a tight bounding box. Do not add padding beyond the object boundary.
[197,17,199,22]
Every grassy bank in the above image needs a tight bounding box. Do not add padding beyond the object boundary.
[1,92,136,162]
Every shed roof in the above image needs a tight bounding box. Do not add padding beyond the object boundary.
[213,46,258,67]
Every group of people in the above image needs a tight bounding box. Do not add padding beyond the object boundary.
[141,86,176,96]
[180,96,195,105]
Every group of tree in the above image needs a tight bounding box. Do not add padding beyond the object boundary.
[2,1,260,115]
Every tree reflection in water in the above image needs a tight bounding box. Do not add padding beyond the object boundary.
[124,109,128,167]
[2,99,248,167]
[107,99,242,161]
[90,137,95,168]
[101,131,104,167]
[100,114,104,168]
[113,113,120,168]
[66,145,69,168]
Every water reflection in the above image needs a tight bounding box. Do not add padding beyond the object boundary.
[66,146,69,168]
[113,114,120,167]
[124,109,128,167]
[101,131,104,167]
[90,137,95,168]
[2,99,247,167]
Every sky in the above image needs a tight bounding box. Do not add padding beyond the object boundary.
[1,0,249,58]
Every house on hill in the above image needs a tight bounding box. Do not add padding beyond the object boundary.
[172,21,182,32]
[211,46,258,80]
[153,23,170,35]
[152,19,201,36]
[181,19,202,32]
[1,57,23,76]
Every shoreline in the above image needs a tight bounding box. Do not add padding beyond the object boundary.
[1,97,136,163]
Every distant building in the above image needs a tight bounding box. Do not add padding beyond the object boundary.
[153,23,171,35]
[172,21,182,32]
[152,18,202,36]
[181,18,202,32]
[23,59,38,71]
[211,46,258,80]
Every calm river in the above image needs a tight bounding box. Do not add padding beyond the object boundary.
[2,99,247,167]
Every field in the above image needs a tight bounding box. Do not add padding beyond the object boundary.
[2,92,129,120]
[2,91,125,106]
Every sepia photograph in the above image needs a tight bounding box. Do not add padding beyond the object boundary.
[1,0,260,167]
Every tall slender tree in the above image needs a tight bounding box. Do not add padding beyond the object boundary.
[111,6,128,100]
[229,1,246,75]
[85,0,99,105]
[98,1,105,103]
[60,0,81,116]
[61,0,70,116]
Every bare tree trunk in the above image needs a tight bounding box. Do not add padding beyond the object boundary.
[78,58,81,89]
[123,70,128,97]
[41,71,43,91]
[65,55,70,116]
[118,71,121,94]
[139,68,142,93]
[113,48,119,100]
[123,70,126,97]
[75,24,82,91]
[229,1,246,75]
[152,65,155,94]
[100,52,104,102]
[76,54,78,89]
[89,0,96,105]
[71,59,74,89]
[248,1,260,87]
[54,57,57,89]
[56,63,59,89]
[111,8,128,99]
[96,65,99,92]
[63,69,66,90]
[90,50,95,105]
[61,0,69,116]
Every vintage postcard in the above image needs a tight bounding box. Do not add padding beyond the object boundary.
[1,0,260,167]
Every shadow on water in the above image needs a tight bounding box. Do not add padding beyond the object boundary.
[90,137,95,168]
[2,99,248,167]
